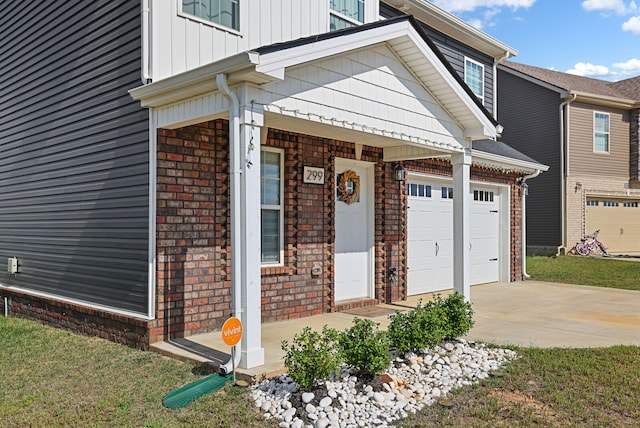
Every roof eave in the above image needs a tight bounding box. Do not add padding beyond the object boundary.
[472,150,550,174]
[382,0,518,59]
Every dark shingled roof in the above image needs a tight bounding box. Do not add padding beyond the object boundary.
[502,61,640,101]
[473,139,544,166]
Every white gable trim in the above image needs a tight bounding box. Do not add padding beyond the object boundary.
[131,18,498,142]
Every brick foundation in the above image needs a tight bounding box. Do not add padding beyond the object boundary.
[1,289,149,349]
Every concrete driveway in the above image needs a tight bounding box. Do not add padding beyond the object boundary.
[465,281,640,348]
[152,281,640,379]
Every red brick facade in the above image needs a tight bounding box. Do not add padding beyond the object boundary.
[148,119,525,343]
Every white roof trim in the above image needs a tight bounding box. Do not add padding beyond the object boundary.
[472,150,549,174]
[131,18,497,141]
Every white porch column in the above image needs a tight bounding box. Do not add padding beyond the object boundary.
[238,92,265,368]
[451,144,472,301]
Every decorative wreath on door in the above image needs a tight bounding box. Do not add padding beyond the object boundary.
[337,170,360,204]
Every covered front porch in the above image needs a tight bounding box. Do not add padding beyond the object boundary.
[130,16,499,369]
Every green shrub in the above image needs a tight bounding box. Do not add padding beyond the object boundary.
[281,325,342,388]
[387,299,447,354]
[387,293,474,354]
[442,292,474,339]
[338,318,392,379]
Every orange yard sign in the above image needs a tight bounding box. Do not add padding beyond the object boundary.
[221,317,242,346]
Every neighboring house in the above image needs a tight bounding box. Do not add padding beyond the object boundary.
[1,1,546,369]
[498,61,640,255]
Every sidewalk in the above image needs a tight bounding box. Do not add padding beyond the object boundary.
[151,281,640,380]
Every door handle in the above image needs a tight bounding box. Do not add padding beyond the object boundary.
[435,242,439,257]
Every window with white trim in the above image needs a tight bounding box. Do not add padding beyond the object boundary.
[464,57,484,103]
[180,0,239,30]
[261,148,283,264]
[330,0,364,30]
[594,112,610,153]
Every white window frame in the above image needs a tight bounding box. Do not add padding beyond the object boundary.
[593,112,610,153]
[464,57,485,104]
[178,0,241,33]
[329,0,365,31]
[260,147,284,266]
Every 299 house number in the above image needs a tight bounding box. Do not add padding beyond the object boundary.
[303,166,325,184]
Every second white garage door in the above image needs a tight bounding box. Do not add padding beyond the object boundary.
[407,178,501,296]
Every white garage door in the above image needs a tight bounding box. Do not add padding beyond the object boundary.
[407,179,500,296]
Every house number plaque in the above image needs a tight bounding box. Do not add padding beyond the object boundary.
[303,166,325,184]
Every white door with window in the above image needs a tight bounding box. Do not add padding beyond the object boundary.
[334,161,373,302]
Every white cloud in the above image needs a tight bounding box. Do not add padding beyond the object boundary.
[566,62,611,77]
[431,0,535,13]
[612,58,640,74]
[582,0,638,14]
[622,15,640,32]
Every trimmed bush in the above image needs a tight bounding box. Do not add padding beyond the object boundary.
[442,292,474,339]
[387,293,474,354]
[281,325,342,388]
[339,318,392,379]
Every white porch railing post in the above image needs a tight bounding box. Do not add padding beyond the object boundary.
[451,145,472,301]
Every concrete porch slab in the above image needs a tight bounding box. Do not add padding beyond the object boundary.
[151,281,640,381]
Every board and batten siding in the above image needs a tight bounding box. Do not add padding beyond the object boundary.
[0,1,150,314]
[151,0,379,81]
[497,68,563,247]
[380,3,495,116]
[568,103,630,178]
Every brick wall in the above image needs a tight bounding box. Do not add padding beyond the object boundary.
[1,289,149,349]
[151,119,526,342]
[151,121,231,342]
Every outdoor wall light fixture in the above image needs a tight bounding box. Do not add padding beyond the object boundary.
[394,164,406,182]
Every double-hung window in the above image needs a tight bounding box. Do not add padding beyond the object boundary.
[594,112,610,153]
[464,57,484,103]
[181,0,239,31]
[330,0,364,30]
[261,148,283,265]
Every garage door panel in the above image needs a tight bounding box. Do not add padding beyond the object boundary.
[407,179,501,296]
[586,199,640,253]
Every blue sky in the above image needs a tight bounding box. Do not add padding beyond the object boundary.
[430,0,640,81]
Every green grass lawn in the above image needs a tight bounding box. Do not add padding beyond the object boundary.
[527,255,640,291]
[0,317,277,428]
[2,255,639,427]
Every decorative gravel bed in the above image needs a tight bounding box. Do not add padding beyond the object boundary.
[251,339,517,428]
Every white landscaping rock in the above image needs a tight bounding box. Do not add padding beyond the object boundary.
[252,339,517,428]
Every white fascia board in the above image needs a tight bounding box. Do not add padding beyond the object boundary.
[472,150,550,174]
[129,52,263,108]
[255,20,417,77]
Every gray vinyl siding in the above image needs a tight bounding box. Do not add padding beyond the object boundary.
[568,103,630,178]
[380,3,495,116]
[0,1,150,314]
[497,69,563,247]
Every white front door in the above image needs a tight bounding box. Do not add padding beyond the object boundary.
[334,161,372,302]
